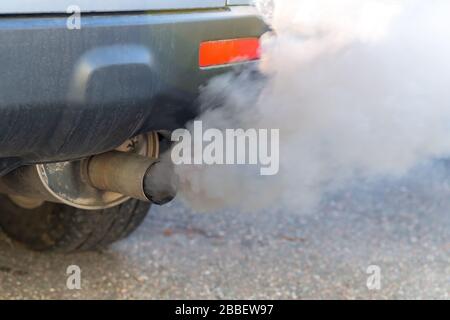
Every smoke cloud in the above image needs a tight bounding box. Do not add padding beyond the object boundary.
[174,0,450,212]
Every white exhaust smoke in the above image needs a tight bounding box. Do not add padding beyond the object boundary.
[174,0,450,211]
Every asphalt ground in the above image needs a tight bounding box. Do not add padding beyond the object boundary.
[0,161,449,299]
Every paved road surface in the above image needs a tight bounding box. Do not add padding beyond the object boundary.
[0,162,449,299]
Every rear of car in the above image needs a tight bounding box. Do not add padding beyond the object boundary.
[0,0,266,172]
[0,1,267,251]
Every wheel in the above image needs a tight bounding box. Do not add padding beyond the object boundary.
[0,196,150,252]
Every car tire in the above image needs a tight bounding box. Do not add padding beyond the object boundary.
[0,196,150,252]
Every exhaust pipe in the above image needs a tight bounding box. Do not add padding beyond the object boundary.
[0,134,178,209]
[87,151,178,205]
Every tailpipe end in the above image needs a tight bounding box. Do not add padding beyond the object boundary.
[88,151,178,206]
[143,160,178,205]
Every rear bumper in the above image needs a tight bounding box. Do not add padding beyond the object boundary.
[0,7,267,175]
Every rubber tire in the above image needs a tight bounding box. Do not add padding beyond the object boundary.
[0,196,150,252]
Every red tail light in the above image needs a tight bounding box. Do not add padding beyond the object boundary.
[199,38,261,68]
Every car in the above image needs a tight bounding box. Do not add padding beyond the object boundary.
[0,0,267,252]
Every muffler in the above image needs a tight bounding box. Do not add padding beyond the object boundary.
[0,133,178,210]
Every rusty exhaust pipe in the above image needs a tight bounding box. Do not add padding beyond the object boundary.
[87,151,178,205]
[0,134,178,209]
